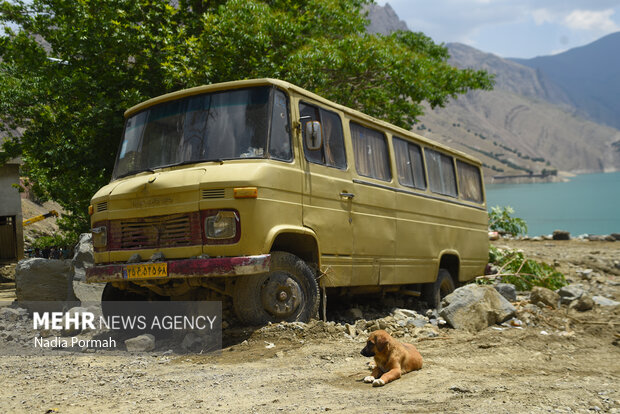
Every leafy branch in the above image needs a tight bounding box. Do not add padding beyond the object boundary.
[479,246,567,291]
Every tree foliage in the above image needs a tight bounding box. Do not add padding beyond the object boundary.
[0,0,493,232]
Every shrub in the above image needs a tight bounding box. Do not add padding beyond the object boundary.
[488,206,528,236]
[30,232,78,252]
[483,246,567,291]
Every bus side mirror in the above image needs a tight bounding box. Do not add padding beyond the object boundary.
[304,121,323,150]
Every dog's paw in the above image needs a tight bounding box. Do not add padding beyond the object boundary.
[372,378,385,387]
[363,376,375,383]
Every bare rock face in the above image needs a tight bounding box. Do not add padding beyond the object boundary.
[365,3,408,35]
[439,285,516,332]
[71,233,93,282]
[15,258,78,312]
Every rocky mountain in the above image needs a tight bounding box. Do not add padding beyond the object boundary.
[364,3,408,35]
[511,32,620,131]
[366,4,620,180]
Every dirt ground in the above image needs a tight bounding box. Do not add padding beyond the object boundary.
[1,239,619,413]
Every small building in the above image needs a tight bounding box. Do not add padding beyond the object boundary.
[0,139,23,262]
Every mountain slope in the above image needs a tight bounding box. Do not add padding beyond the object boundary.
[447,43,572,109]
[419,87,620,176]
[419,43,620,178]
[512,32,620,130]
[365,5,620,179]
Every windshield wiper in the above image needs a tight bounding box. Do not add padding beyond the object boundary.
[156,158,227,169]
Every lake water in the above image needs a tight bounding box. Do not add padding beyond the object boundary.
[485,171,620,236]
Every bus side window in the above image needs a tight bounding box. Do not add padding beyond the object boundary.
[299,102,346,169]
[425,148,457,197]
[394,137,426,190]
[268,89,293,161]
[350,122,391,181]
[457,160,484,203]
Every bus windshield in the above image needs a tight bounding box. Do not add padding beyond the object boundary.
[112,86,291,179]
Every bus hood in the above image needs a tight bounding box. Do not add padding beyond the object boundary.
[92,167,207,201]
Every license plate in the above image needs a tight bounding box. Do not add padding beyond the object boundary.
[126,262,168,279]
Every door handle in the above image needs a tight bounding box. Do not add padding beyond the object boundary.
[339,192,355,199]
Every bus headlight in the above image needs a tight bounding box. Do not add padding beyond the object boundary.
[91,224,108,248]
[205,211,239,240]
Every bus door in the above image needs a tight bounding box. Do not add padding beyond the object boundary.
[298,101,353,286]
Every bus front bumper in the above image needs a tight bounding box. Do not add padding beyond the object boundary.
[85,254,271,283]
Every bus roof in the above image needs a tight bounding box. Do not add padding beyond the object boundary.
[124,78,481,166]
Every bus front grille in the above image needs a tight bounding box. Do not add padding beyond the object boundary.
[108,212,203,250]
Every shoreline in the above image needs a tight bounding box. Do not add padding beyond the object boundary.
[490,232,620,242]
[485,169,619,185]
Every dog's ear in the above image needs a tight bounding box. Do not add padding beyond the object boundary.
[375,334,388,352]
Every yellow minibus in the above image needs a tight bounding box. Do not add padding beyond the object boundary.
[86,79,488,324]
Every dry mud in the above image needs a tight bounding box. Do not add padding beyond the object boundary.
[1,240,619,413]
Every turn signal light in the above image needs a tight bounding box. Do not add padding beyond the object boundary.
[234,187,258,199]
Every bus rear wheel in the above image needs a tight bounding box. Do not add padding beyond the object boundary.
[423,269,455,310]
[233,252,319,325]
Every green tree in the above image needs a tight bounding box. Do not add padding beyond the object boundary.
[0,0,493,232]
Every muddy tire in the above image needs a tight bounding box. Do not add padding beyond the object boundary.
[233,252,319,325]
[423,269,455,310]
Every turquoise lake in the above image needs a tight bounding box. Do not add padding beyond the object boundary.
[485,171,620,236]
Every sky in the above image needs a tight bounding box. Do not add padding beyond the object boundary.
[376,0,620,58]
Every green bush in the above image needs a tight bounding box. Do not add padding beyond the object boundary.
[483,246,567,291]
[30,232,78,252]
[488,206,528,236]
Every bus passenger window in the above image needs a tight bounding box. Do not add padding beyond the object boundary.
[351,122,391,181]
[394,137,426,190]
[457,160,483,203]
[425,149,457,197]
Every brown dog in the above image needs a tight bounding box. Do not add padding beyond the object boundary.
[360,330,423,387]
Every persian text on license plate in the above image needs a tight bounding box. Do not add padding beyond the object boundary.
[126,263,168,279]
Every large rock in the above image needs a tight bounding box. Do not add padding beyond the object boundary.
[530,286,560,309]
[72,281,105,303]
[72,233,93,282]
[125,334,156,352]
[552,230,571,240]
[570,295,594,311]
[15,258,78,312]
[70,233,104,303]
[494,283,517,302]
[557,285,587,305]
[592,296,620,307]
[439,284,516,332]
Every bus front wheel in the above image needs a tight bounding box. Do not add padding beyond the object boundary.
[233,252,320,325]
